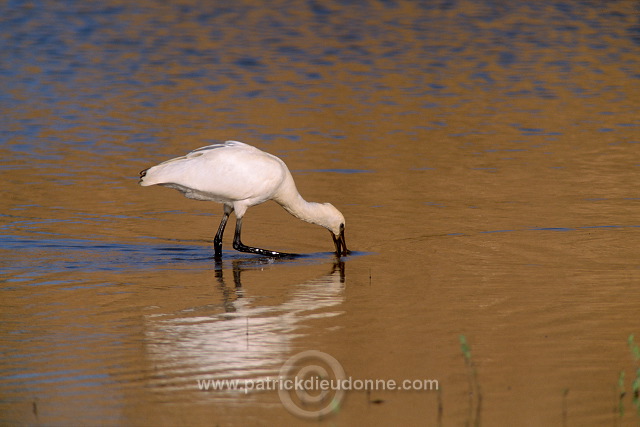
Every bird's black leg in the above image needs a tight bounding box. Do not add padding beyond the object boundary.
[232,217,297,258]
[213,206,233,258]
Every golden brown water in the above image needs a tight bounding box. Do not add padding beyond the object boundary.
[1,1,640,426]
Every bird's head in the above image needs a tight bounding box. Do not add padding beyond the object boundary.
[321,203,350,257]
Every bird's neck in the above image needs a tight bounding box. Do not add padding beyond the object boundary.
[274,181,328,229]
[279,193,324,226]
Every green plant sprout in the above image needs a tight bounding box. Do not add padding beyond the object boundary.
[628,334,640,416]
[459,335,482,427]
[617,334,640,425]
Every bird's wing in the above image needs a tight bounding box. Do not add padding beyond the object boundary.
[152,141,250,168]
[187,140,251,156]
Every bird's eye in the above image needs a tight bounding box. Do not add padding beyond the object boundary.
[340,223,344,231]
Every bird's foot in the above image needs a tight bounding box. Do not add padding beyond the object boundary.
[233,242,298,258]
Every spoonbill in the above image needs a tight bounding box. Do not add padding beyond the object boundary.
[139,140,349,258]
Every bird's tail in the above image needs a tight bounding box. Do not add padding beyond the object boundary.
[139,164,168,186]
[138,168,151,186]
[139,154,189,186]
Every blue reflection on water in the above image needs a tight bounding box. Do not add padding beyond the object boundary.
[2,0,638,156]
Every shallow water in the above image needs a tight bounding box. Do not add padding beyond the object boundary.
[1,1,640,425]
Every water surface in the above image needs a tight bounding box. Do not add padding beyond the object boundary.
[1,1,640,425]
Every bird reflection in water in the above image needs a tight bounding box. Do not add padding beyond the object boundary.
[212,257,346,315]
[143,258,347,391]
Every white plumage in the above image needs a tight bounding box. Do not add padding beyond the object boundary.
[139,140,348,258]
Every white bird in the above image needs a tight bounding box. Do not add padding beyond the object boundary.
[139,140,349,258]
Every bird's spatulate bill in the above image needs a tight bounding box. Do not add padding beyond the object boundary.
[332,229,350,257]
